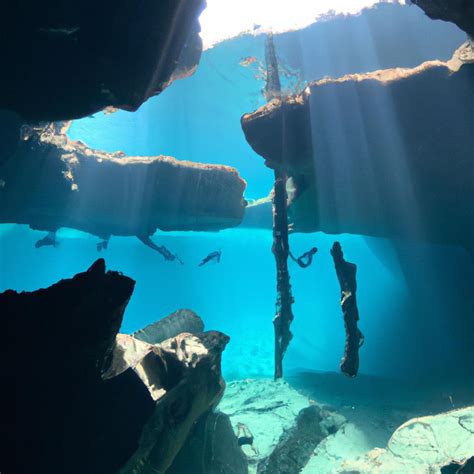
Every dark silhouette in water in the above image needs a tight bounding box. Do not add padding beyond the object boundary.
[290,247,318,268]
[96,236,110,252]
[331,241,364,378]
[138,236,184,264]
[198,250,221,266]
[237,422,259,455]
[35,231,59,249]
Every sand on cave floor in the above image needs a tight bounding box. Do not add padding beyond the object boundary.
[218,371,474,473]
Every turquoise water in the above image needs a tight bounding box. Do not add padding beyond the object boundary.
[1,223,472,383]
[0,3,471,382]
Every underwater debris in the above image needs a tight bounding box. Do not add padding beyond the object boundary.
[257,404,344,474]
[132,308,204,345]
[256,34,296,381]
[331,242,364,378]
[289,247,318,268]
[198,249,222,266]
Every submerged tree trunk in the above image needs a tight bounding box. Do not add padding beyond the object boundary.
[264,34,295,380]
[272,174,294,379]
[330,242,364,377]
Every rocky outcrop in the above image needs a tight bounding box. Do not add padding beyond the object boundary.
[219,379,346,474]
[241,47,474,247]
[0,261,231,473]
[113,331,230,474]
[167,411,249,474]
[132,309,204,345]
[0,0,206,122]
[412,0,474,37]
[342,406,474,473]
[0,123,247,238]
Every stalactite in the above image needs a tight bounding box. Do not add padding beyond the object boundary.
[330,242,364,377]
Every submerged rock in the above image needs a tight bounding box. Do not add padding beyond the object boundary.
[132,308,205,345]
[219,379,346,474]
[257,404,344,474]
[168,411,249,474]
[412,0,474,37]
[0,261,230,473]
[0,0,206,121]
[241,49,474,248]
[342,406,474,473]
[0,124,247,237]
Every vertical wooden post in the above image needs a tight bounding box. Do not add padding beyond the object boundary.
[264,34,295,380]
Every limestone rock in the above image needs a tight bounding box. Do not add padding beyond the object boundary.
[342,406,474,473]
[132,309,204,345]
[0,261,231,474]
[241,56,474,247]
[167,411,249,474]
[0,125,247,236]
[257,405,344,474]
[0,0,206,121]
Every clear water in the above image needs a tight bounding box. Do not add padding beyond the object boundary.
[1,3,472,472]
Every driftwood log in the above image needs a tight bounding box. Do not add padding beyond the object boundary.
[331,242,364,377]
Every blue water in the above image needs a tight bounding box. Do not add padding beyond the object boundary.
[1,4,471,384]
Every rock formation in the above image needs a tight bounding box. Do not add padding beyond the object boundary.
[0,0,206,122]
[241,46,474,248]
[412,0,474,37]
[132,309,205,345]
[257,405,344,474]
[0,123,247,240]
[341,406,474,473]
[0,260,231,473]
[167,411,249,474]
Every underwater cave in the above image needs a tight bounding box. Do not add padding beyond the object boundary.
[1,0,473,473]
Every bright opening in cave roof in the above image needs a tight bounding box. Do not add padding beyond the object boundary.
[200,0,406,48]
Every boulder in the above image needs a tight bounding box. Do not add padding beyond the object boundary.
[0,260,230,473]
[342,406,474,473]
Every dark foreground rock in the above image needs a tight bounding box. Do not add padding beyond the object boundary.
[257,405,344,474]
[0,124,247,237]
[241,50,474,248]
[0,261,231,474]
[0,0,205,122]
[412,0,474,37]
[168,411,249,474]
